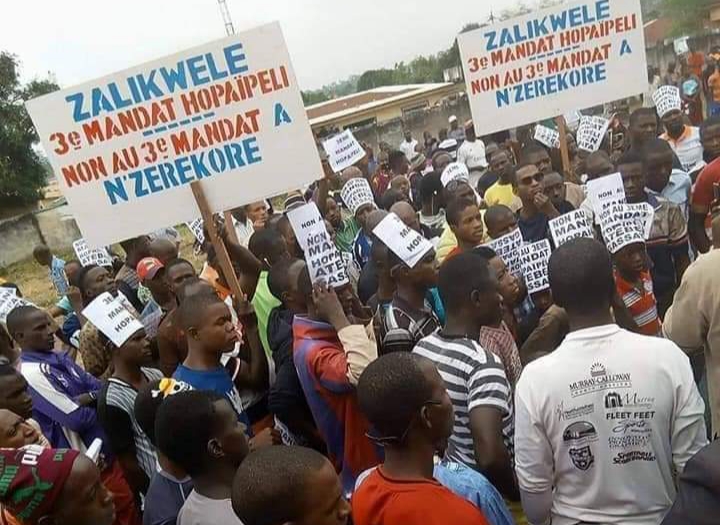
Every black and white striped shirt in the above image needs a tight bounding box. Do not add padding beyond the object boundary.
[413,333,514,470]
[98,368,164,481]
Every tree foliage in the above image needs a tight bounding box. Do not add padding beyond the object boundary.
[660,0,714,35]
[0,52,58,206]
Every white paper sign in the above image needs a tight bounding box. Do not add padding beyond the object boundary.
[0,288,33,324]
[652,85,682,118]
[673,37,689,56]
[534,125,560,149]
[576,116,611,152]
[287,203,348,287]
[549,210,594,247]
[322,130,366,173]
[586,172,626,216]
[25,23,322,246]
[72,239,112,267]
[441,162,470,187]
[484,228,524,276]
[340,178,375,215]
[603,221,645,254]
[519,239,552,294]
[564,111,582,131]
[82,292,144,346]
[186,218,205,244]
[372,213,433,269]
[598,201,654,240]
[458,0,647,136]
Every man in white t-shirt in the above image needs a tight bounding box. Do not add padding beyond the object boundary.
[456,120,488,189]
[400,130,419,161]
[515,238,707,525]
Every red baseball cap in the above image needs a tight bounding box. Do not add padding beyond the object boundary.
[136,257,164,282]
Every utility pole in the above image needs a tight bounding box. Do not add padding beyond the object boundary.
[217,0,235,35]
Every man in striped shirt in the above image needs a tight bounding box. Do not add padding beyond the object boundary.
[413,252,517,500]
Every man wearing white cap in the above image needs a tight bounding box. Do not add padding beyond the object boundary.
[655,86,704,173]
[448,115,466,142]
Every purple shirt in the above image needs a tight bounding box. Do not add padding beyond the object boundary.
[20,350,111,460]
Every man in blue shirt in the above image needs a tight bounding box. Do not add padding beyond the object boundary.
[172,292,267,437]
[6,304,142,525]
[33,244,67,297]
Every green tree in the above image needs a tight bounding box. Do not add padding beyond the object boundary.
[0,52,58,206]
[661,0,714,35]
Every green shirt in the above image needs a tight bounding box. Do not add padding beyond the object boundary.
[252,271,282,359]
[334,215,360,254]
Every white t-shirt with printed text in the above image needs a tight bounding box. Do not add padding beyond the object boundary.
[515,324,707,525]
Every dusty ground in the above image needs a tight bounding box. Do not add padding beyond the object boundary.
[1,225,203,309]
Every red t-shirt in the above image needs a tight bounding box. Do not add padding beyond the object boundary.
[352,467,489,525]
[692,157,720,210]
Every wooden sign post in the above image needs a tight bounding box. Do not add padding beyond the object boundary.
[191,181,245,301]
[555,115,573,182]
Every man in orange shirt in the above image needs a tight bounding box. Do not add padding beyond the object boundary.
[353,352,490,525]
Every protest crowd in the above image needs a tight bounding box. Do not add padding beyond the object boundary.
[4,5,720,525]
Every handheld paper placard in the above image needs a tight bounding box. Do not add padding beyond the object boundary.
[340,178,375,216]
[519,239,552,294]
[564,111,582,131]
[549,210,593,247]
[0,288,32,324]
[586,172,626,217]
[603,222,645,254]
[372,213,433,269]
[534,125,560,149]
[286,202,349,288]
[82,292,144,347]
[652,86,682,118]
[72,239,112,267]
[483,228,524,276]
[440,162,470,187]
[322,130,366,174]
[598,202,654,240]
[576,116,611,153]
[186,218,205,244]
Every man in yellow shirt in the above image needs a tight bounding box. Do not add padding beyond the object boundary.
[484,149,517,207]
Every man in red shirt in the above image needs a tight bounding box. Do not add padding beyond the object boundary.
[353,352,490,525]
[690,116,720,252]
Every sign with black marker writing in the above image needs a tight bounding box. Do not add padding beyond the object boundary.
[484,228,524,275]
[322,130,366,173]
[82,292,144,346]
[372,213,433,269]
[549,209,593,247]
[519,239,552,294]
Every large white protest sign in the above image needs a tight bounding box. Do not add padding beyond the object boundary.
[186,218,205,244]
[287,203,348,287]
[534,125,560,149]
[576,115,610,152]
[26,23,321,246]
[586,172,625,216]
[484,228,524,275]
[0,288,33,324]
[340,178,375,215]
[373,213,433,269]
[549,209,593,246]
[73,239,112,267]
[519,239,552,294]
[82,292,144,346]
[322,130,365,173]
[458,0,647,136]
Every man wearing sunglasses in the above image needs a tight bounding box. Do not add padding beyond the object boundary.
[514,163,559,243]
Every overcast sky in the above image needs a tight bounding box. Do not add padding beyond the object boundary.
[1,0,525,91]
